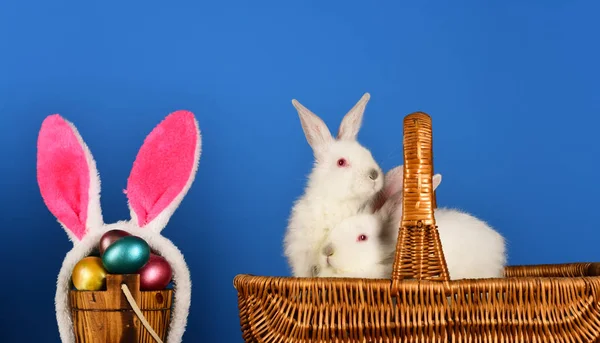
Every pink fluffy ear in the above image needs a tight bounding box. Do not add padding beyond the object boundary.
[372,165,404,212]
[126,110,201,232]
[36,114,103,242]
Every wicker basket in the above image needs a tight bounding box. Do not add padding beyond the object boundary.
[69,274,173,343]
[233,112,600,342]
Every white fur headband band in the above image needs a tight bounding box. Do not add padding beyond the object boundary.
[36,110,201,343]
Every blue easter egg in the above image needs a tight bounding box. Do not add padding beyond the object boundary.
[101,236,151,274]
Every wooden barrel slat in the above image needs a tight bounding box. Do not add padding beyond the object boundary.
[69,274,173,343]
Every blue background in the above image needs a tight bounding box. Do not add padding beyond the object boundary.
[1,0,599,341]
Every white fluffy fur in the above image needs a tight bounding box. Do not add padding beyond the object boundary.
[431,208,506,279]
[316,173,507,280]
[39,113,200,343]
[317,214,395,278]
[284,93,384,277]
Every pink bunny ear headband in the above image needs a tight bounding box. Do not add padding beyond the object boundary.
[36,110,201,343]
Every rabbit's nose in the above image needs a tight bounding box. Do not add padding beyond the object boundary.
[322,244,334,256]
[369,169,379,180]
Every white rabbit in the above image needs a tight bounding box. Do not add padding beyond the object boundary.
[283,93,385,277]
[36,110,201,343]
[315,170,439,278]
[317,171,507,280]
[316,213,396,279]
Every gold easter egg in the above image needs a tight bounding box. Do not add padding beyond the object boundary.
[72,256,107,291]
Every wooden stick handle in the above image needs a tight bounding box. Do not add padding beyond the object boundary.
[391,113,450,290]
[121,284,164,343]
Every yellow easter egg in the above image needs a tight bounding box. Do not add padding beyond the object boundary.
[72,256,107,291]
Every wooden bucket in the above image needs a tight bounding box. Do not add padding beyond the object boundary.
[69,274,173,343]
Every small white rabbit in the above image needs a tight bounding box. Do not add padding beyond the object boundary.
[283,93,385,277]
[316,171,507,280]
[36,111,201,343]
[316,212,396,279]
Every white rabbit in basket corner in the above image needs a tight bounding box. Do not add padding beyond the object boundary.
[36,110,201,343]
[284,93,386,278]
[316,170,507,280]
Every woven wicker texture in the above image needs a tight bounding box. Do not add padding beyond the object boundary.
[234,112,600,343]
[393,113,450,285]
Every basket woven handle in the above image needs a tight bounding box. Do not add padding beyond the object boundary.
[391,113,450,290]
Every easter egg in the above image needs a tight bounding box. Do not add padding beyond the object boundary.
[72,256,107,291]
[139,254,173,291]
[101,236,150,274]
[99,229,131,255]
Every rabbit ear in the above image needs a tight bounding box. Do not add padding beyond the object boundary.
[377,171,440,237]
[36,114,104,243]
[337,93,370,141]
[126,110,201,233]
[372,165,404,212]
[291,98,334,160]
[433,173,442,190]
[376,189,404,237]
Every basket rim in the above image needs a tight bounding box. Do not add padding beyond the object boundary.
[233,261,600,284]
[233,272,600,283]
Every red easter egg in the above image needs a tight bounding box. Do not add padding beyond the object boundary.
[139,254,173,291]
[99,229,131,255]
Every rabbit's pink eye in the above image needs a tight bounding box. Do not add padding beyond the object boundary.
[357,234,368,242]
[337,158,347,167]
